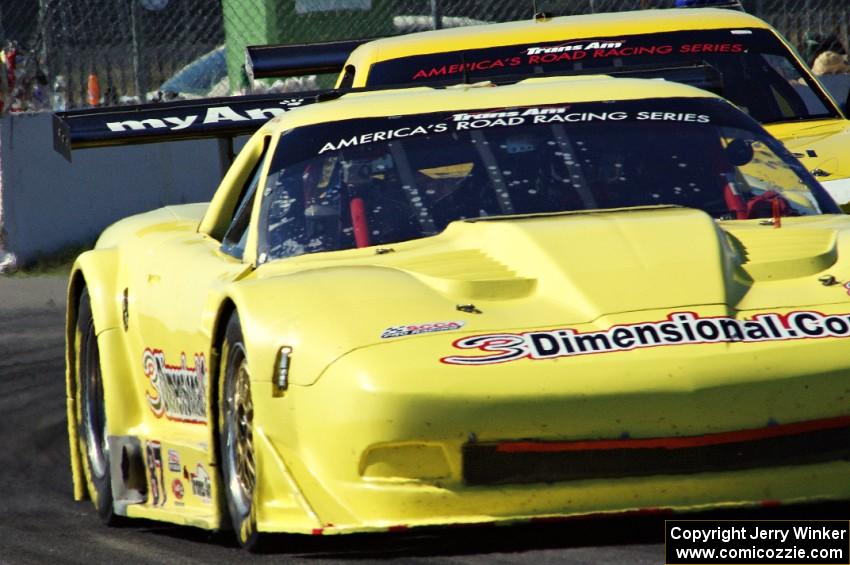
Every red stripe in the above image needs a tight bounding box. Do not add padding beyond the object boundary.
[496,414,850,453]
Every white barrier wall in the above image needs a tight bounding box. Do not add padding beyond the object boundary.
[0,112,225,268]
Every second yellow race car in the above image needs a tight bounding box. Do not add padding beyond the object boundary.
[59,73,850,550]
[311,8,850,208]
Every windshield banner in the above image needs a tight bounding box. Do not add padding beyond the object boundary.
[368,28,779,86]
[282,97,745,165]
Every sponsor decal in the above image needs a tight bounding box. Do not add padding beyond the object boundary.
[190,464,212,503]
[411,57,524,80]
[449,107,709,128]
[381,320,465,339]
[319,123,448,154]
[407,37,745,82]
[317,105,710,155]
[145,441,167,507]
[530,41,676,63]
[167,449,181,473]
[524,39,625,55]
[171,479,185,500]
[105,99,305,133]
[277,98,750,177]
[143,348,208,424]
[442,310,850,365]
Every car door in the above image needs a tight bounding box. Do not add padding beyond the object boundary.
[127,134,272,440]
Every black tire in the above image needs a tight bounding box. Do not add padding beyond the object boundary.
[75,287,118,524]
[219,313,264,551]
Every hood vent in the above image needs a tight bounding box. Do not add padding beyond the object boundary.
[382,249,535,300]
[730,228,837,280]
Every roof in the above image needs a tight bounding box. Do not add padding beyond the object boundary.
[347,8,770,70]
[262,75,723,133]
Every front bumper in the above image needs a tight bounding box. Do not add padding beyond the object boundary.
[252,307,850,533]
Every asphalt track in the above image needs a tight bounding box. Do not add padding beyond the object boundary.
[0,274,847,564]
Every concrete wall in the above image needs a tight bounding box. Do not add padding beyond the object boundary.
[0,112,226,268]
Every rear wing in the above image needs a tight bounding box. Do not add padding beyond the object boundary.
[54,38,384,161]
[245,38,377,80]
[674,0,745,9]
[53,57,723,162]
[53,90,330,161]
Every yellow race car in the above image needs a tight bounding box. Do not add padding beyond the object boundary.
[252,8,850,208]
[59,74,850,551]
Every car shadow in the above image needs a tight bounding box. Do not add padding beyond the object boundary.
[138,500,850,559]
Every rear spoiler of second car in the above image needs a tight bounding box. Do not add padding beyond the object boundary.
[53,90,331,161]
[245,38,378,80]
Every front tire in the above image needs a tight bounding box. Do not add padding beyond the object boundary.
[219,313,263,551]
[75,287,117,524]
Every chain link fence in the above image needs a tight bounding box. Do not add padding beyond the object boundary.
[0,0,847,111]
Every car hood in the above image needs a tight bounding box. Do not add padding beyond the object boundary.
[766,118,850,185]
[236,207,850,385]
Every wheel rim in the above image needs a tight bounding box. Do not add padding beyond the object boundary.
[81,320,108,479]
[224,343,255,517]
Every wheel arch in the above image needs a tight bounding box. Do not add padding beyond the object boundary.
[209,297,238,434]
[65,249,123,501]
[208,292,328,536]
[208,297,238,525]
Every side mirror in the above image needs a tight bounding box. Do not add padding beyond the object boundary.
[726,139,754,167]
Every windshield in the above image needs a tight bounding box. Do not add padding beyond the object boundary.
[257,97,838,262]
[365,28,838,125]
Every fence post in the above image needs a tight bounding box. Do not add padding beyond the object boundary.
[129,0,148,103]
[0,4,6,114]
[38,0,51,92]
[430,0,443,30]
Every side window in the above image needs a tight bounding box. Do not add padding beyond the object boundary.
[761,53,829,117]
[220,141,269,259]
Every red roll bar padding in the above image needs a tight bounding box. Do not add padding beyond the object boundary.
[746,190,789,224]
[723,182,747,219]
[772,196,783,228]
[350,196,371,248]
